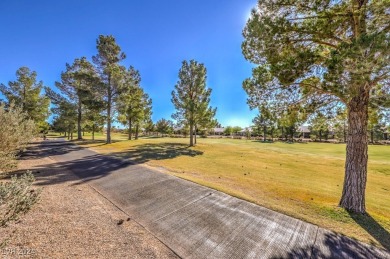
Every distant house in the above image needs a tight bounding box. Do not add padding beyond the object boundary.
[298,126,310,139]
[173,126,183,133]
[239,127,253,136]
[211,127,224,135]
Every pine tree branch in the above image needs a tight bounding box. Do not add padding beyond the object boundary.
[289,39,338,49]
[287,13,350,21]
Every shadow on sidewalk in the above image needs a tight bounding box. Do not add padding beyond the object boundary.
[19,140,83,160]
[13,140,203,186]
[273,231,389,259]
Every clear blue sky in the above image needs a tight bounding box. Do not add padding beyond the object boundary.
[0,0,258,127]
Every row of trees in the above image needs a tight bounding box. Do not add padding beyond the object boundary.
[46,36,153,143]
[47,38,218,146]
[0,37,148,143]
[308,109,389,143]
[1,37,218,148]
[250,107,389,143]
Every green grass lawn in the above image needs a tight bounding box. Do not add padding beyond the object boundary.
[72,132,390,249]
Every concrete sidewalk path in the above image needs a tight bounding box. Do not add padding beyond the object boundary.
[37,140,389,259]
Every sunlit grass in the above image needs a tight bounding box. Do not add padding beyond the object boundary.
[74,133,390,249]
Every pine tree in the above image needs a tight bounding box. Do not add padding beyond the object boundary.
[83,99,105,141]
[253,107,275,142]
[117,66,152,140]
[0,67,49,131]
[92,35,126,144]
[309,113,331,141]
[54,57,98,140]
[331,108,348,143]
[242,0,390,213]
[45,88,78,140]
[155,119,173,136]
[171,60,216,146]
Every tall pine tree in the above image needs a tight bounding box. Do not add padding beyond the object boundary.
[54,57,98,140]
[242,0,390,213]
[171,60,216,146]
[92,35,126,144]
[117,66,152,140]
[0,67,49,131]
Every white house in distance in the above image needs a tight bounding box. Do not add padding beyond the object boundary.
[173,126,183,133]
[239,127,253,136]
[298,126,311,139]
[210,127,224,135]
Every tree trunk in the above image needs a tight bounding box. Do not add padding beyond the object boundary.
[71,131,73,140]
[135,124,139,140]
[106,76,112,144]
[194,125,197,145]
[77,99,82,140]
[339,90,369,213]
[128,118,132,140]
[189,122,194,146]
[92,124,95,141]
[291,127,295,142]
[343,121,347,142]
[263,125,266,142]
[22,85,26,112]
[320,130,322,142]
[370,130,374,144]
[285,127,288,141]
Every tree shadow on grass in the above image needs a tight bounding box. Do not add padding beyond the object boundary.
[46,135,66,139]
[111,142,204,164]
[252,140,275,144]
[348,212,390,251]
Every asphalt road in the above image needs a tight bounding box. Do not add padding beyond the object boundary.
[34,139,389,259]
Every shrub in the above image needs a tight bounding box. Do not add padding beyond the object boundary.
[0,171,40,227]
[0,103,40,229]
[0,103,35,173]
